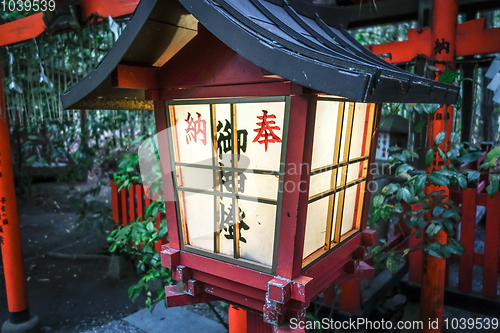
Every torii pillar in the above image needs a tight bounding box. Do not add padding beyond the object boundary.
[420,1,458,332]
[0,61,40,333]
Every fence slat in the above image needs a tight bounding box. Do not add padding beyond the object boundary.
[121,189,128,226]
[136,184,143,222]
[110,180,120,225]
[129,186,136,222]
[482,193,500,298]
[459,188,477,293]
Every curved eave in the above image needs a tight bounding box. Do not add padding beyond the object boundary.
[178,0,459,104]
[61,0,197,110]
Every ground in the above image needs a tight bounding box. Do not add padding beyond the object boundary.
[0,182,150,332]
[0,181,498,333]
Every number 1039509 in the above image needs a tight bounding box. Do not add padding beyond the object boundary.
[444,318,498,330]
[1,0,55,12]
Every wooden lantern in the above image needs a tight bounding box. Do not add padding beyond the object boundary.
[62,0,459,330]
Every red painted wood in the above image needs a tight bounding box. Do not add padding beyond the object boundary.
[291,96,317,278]
[302,234,361,279]
[110,180,120,225]
[160,25,283,89]
[420,2,457,330]
[0,13,45,47]
[360,104,381,231]
[204,284,264,312]
[80,0,140,20]
[154,212,163,253]
[0,57,30,313]
[192,270,267,301]
[179,250,273,291]
[367,18,500,64]
[352,104,372,230]
[112,65,159,90]
[129,185,136,222]
[366,28,431,63]
[246,310,273,333]
[136,184,143,221]
[154,101,181,249]
[456,21,500,59]
[338,280,361,314]
[229,305,247,333]
[482,193,500,298]
[0,0,139,47]
[162,82,302,101]
[276,95,309,280]
[458,188,476,293]
[121,187,128,226]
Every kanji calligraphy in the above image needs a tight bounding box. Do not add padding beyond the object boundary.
[185,112,207,145]
[253,110,282,151]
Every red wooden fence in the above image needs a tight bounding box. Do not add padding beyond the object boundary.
[409,147,500,299]
[110,179,166,252]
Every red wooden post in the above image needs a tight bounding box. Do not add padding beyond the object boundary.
[246,310,273,333]
[129,185,136,222]
[121,188,128,226]
[0,58,35,327]
[458,188,476,293]
[275,95,312,281]
[339,280,361,314]
[420,1,458,331]
[482,193,500,298]
[229,305,247,333]
[136,184,143,221]
[110,179,120,225]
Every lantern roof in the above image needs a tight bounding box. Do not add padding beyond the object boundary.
[62,0,459,110]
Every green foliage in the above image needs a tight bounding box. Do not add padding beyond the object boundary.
[370,131,499,274]
[108,137,170,310]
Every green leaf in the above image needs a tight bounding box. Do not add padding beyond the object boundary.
[415,121,425,133]
[442,244,452,258]
[392,154,407,162]
[438,71,457,84]
[457,174,467,189]
[396,164,413,176]
[448,239,465,255]
[28,135,38,140]
[399,187,413,204]
[426,223,441,237]
[386,255,399,274]
[428,171,450,187]
[425,242,444,259]
[467,170,480,182]
[425,149,435,166]
[414,175,427,193]
[438,148,448,162]
[373,194,384,207]
[486,175,499,198]
[450,132,460,143]
[432,206,445,217]
[435,132,446,145]
[486,147,500,160]
[458,152,482,164]
[382,183,399,196]
[388,146,402,152]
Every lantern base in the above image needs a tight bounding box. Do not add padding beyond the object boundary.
[1,315,40,333]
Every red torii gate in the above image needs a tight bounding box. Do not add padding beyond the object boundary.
[367,1,499,332]
[0,2,139,330]
[367,15,500,64]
